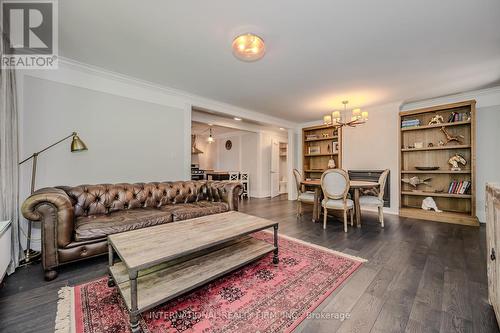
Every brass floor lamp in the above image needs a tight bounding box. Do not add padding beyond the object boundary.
[18,132,88,266]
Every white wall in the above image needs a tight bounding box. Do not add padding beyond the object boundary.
[342,102,401,213]
[212,130,288,198]
[241,133,259,197]
[19,76,189,249]
[216,135,241,171]
[21,76,187,186]
[476,105,500,222]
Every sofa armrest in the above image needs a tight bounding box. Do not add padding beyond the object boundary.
[21,188,74,269]
[206,181,243,211]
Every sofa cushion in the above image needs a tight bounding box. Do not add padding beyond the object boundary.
[74,208,173,241]
[162,201,229,221]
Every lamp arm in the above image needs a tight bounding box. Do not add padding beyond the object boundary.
[19,132,76,165]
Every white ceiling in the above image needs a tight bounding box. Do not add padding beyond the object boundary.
[59,0,500,122]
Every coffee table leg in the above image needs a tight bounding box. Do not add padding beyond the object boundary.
[107,243,115,287]
[273,224,279,265]
[129,270,141,333]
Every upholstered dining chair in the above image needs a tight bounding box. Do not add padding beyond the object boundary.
[320,169,354,232]
[292,169,315,217]
[359,169,389,227]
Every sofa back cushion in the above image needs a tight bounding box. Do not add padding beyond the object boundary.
[59,181,209,218]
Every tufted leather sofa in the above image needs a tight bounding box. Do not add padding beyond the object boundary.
[21,180,242,280]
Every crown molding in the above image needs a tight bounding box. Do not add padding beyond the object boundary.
[28,57,298,128]
[401,85,500,111]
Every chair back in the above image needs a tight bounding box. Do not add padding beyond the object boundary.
[378,169,390,200]
[229,172,239,181]
[292,169,303,195]
[320,169,350,200]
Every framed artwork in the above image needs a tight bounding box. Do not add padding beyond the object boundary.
[308,146,320,154]
[225,140,232,150]
[332,142,339,153]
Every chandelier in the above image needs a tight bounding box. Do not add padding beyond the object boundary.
[323,101,368,127]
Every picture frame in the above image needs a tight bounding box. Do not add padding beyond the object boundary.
[308,146,320,154]
[332,142,339,153]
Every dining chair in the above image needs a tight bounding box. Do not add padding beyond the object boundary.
[320,169,354,232]
[359,169,389,227]
[240,171,249,199]
[292,169,315,217]
[229,172,240,181]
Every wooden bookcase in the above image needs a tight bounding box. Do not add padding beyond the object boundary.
[302,124,342,180]
[399,100,478,226]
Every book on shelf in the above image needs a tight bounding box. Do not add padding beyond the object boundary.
[447,111,470,123]
[447,180,470,194]
[401,119,420,128]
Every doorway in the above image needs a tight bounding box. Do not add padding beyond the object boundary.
[270,139,288,198]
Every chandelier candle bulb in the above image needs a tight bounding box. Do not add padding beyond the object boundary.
[332,111,341,121]
[352,108,361,119]
[323,115,332,125]
[362,111,368,120]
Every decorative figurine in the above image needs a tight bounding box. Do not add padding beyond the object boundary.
[448,154,467,171]
[428,114,444,125]
[438,140,445,146]
[414,142,424,149]
[422,197,442,212]
[427,143,434,147]
[402,176,432,188]
[441,127,464,145]
[327,158,336,169]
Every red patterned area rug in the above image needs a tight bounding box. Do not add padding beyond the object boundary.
[56,232,365,333]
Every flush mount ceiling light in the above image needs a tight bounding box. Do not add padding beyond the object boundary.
[232,33,265,62]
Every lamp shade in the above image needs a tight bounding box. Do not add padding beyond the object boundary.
[71,133,88,152]
[323,115,332,125]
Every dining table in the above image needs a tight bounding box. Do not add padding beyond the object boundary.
[300,179,379,227]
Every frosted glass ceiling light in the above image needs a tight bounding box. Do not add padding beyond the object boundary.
[232,33,265,62]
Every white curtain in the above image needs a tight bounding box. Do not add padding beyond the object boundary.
[0,31,22,274]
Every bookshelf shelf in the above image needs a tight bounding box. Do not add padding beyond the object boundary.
[399,100,478,226]
[304,153,338,157]
[401,191,471,199]
[401,145,470,152]
[302,125,342,179]
[401,120,471,132]
[304,136,339,142]
[401,170,471,174]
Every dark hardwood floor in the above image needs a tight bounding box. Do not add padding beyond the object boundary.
[0,195,498,333]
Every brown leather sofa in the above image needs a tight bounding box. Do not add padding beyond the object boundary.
[21,180,242,280]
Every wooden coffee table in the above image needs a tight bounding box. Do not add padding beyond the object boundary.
[107,211,279,333]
